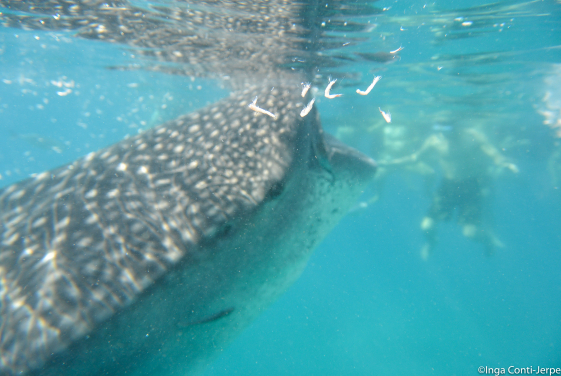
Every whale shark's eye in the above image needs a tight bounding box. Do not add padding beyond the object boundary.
[214,224,233,240]
[265,180,285,201]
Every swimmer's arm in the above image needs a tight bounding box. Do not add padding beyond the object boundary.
[379,134,445,166]
[465,128,518,173]
[481,144,519,173]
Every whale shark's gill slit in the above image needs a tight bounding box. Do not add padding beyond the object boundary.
[178,307,236,327]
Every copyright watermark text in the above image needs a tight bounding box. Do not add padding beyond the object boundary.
[478,366,561,376]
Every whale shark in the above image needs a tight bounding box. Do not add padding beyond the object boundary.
[0,1,379,375]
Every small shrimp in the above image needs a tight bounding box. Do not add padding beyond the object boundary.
[325,78,342,99]
[300,98,315,117]
[301,82,311,97]
[356,76,382,96]
[390,45,404,54]
[379,107,391,123]
[248,96,277,120]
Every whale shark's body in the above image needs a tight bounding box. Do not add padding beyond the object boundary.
[0,1,379,375]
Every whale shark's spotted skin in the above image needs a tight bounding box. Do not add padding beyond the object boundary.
[0,85,296,371]
[0,1,379,375]
[0,85,376,376]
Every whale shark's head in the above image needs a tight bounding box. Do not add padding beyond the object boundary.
[0,1,379,375]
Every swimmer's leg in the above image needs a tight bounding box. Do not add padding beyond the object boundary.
[462,224,504,256]
[420,216,437,260]
[456,178,503,256]
[420,178,456,260]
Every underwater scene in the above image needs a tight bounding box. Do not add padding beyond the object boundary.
[0,0,560,375]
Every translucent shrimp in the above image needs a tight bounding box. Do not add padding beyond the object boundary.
[324,78,343,99]
[248,96,277,120]
[300,98,315,117]
[301,82,311,97]
[356,76,382,96]
[379,107,391,123]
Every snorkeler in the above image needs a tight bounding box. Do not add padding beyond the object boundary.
[418,126,518,260]
[369,118,518,259]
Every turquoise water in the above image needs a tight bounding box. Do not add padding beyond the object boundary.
[1,0,560,375]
